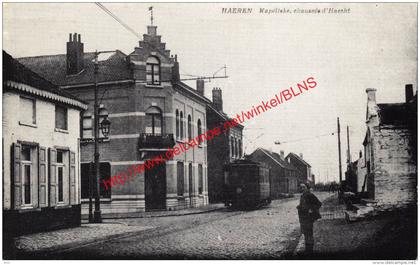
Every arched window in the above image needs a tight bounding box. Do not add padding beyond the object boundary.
[197,119,202,145]
[238,139,242,157]
[176,109,180,139]
[145,106,162,135]
[188,115,192,140]
[230,137,234,158]
[180,111,184,139]
[146,56,160,85]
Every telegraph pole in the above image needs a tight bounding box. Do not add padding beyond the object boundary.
[337,117,342,183]
[346,125,351,165]
[93,50,102,223]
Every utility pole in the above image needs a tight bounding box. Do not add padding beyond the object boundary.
[346,125,351,165]
[337,117,342,183]
[93,50,102,223]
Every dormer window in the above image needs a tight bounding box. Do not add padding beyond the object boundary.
[146,56,160,85]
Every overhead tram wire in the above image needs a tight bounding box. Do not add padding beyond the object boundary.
[95,3,141,39]
[275,132,336,145]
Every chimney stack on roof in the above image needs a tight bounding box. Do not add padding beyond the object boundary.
[66,33,84,75]
[212,87,223,112]
[196,79,205,96]
[280,150,284,160]
[405,84,414,103]
[172,54,180,82]
[299,153,303,159]
[366,88,376,103]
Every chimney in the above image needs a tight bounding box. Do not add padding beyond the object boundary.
[196,79,205,96]
[66,33,84,75]
[172,55,180,82]
[147,25,157,36]
[299,153,303,159]
[405,84,414,103]
[280,150,284,160]
[212,87,223,111]
[359,150,362,158]
[366,88,376,103]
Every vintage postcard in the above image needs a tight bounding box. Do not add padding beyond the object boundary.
[2,2,417,261]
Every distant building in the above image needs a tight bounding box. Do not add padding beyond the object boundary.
[3,51,87,235]
[206,86,244,203]
[285,152,311,185]
[247,148,298,196]
[18,25,210,216]
[363,85,417,207]
[345,151,367,194]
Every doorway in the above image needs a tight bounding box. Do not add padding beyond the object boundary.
[145,163,166,210]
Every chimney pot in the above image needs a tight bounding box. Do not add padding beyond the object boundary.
[359,150,362,158]
[69,33,72,42]
[67,33,84,75]
[299,153,303,159]
[405,84,414,103]
[280,150,284,160]
[212,87,223,112]
[78,34,81,42]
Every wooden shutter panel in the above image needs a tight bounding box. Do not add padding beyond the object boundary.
[38,147,47,208]
[49,148,57,207]
[12,143,22,209]
[69,151,76,205]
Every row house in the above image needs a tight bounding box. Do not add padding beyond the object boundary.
[285,152,312,185]
[3,51,87,235]
[247,148,298,197]
[18,25,209,217]
[206,87,244,203]
[362,85,417,208]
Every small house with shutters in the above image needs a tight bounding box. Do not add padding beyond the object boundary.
[3,51,87,236]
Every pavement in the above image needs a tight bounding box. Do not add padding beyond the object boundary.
[13,192,333,259]
[291,194,417,260]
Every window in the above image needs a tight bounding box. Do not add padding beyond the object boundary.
[21,145,33,206]
[198,164,203,194]
[82,111,93,139]
[20,96,36,125]
[235,139,239,158]
[197,119,202,145]
[81,162,111,199]
[145,106,162,135]
[176,109,180,140]
[230,137,234,158]
[238,140,242,157]
[56,150,65,203]
[55,105,68,130]
[180,111,184,139]
[177,162,184,196]
[188,115,192,140]
[146,56,160,85]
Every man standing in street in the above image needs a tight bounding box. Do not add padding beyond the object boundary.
[297,183,322,255]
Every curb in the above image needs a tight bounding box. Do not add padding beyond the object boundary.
[82,205,226,221]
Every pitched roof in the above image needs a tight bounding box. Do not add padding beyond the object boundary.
[3,50,87,109]
[206,102,244,130]
[173,81,212,105]
[252,148,296,170]
[377,102,417,127]
[17,50,132,86]
[286,152,311,168]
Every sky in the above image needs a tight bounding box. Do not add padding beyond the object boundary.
[3,3,417,183]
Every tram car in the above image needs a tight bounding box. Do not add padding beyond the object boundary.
[223,158,271,209]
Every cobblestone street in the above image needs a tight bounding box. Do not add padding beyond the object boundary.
[20,193,332,259]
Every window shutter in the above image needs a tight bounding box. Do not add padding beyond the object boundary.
[38,147,47,208]
[69,151,76,205]
[12,143,22,209]
[49,148,57,207]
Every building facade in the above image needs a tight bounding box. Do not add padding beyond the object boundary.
[363,85,417,208]
[206,87,244,203]
[3,51,87,235]
[18,26,210,217]
[285,152,312,185]
[247,148,298,197]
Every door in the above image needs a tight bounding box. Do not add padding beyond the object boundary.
[188,163,193,207]
[145,163,166,210]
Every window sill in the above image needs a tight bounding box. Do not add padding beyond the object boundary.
[81,198,112,203]
[17,207,41,213]
[19,121,37,128]
[145,84,163,89]
[55,128,69,134]
[54,204,72,209]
